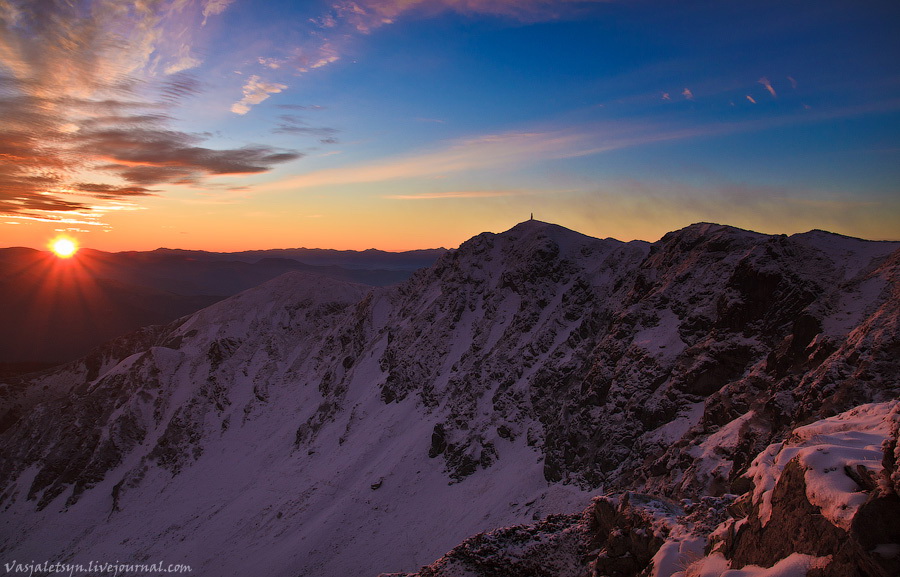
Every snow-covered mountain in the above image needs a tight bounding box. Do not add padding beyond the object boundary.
[1,220,897,576]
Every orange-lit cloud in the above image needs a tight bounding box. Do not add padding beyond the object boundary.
[385,190,521,199]
[759,77,777,98]
[271,122,753,192]
[273,130,594,190]
[0,1,299,225]
[682,88,694,100]
[746,95,757,104]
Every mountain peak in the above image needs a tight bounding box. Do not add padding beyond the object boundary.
[499,219,614,249]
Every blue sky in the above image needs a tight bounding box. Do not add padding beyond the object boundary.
[1,0,898,251]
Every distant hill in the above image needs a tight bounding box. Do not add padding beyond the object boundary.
[0,246,445,368]
[151,246,447,271]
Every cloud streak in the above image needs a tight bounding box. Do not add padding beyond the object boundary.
[271,130,594,190]
[759,77,777,98]
[271,98,900,193]
[0,0,300,225]
[329,0,609,32]
[385,190,520,199]
[272,115,340,143]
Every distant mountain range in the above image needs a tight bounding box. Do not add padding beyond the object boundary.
[0,221,897,576]
[0,246,446,371]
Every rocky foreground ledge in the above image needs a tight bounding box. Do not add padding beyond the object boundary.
[385,401,900,577]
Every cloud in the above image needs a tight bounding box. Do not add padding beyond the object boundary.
[202,0,235,26]
[746,95,757,104]
[787,76,798,90]
[273,130,594,190]
[330,0,609,32]
[272,123,749,192]
[159,73,204,103]
[278,104,326,111]
[682,88,694,100]
[758,77,777,98]
[72,183,156,198]
[231,75,288,115]
[273,115,340,143]
[272,98,900,194]
[385,190,520,199]
[0,1,298,225]
[164,45,203,75]
[77,120,303,183]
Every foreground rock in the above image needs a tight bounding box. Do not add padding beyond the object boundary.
[397,402,900,577]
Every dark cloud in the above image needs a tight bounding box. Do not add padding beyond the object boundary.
[273,115,340,143]
[72,183,156,198]
[159,73,203,104]
[78,122,303,181]
[277,104,326,111]
[113,166,201,187]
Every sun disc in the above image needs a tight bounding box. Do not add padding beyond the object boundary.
[49,236,79,258]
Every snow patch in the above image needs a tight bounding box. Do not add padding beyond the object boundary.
[747,401,897,529]
[672,552,831,577]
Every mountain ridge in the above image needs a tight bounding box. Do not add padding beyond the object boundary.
[1,220,898,576]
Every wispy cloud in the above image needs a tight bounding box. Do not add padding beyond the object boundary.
[202,0,235,26]
[385,190,520,199]
[682,88,694,100]
[271,122,751,193]
[329,0,609,32]
[758,77,777,98]
[272,130,594,190]
[273,98,900,193]
[0,0,299,225]
[273,115,340,143]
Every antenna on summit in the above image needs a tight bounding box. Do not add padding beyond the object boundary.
[530,212,533,221]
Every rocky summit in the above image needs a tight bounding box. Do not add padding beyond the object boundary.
[1,220,898,576]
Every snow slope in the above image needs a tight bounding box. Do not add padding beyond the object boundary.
[1,220,897,576]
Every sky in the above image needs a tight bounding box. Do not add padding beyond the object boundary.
[1,0,899,252]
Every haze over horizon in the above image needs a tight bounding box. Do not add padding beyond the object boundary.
[2,0,899,252]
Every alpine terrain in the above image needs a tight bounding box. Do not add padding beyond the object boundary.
[1,220,898,577]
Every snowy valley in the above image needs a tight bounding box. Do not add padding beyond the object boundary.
[1,220,898,577]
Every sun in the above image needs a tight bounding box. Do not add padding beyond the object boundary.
[49,236,79,258]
